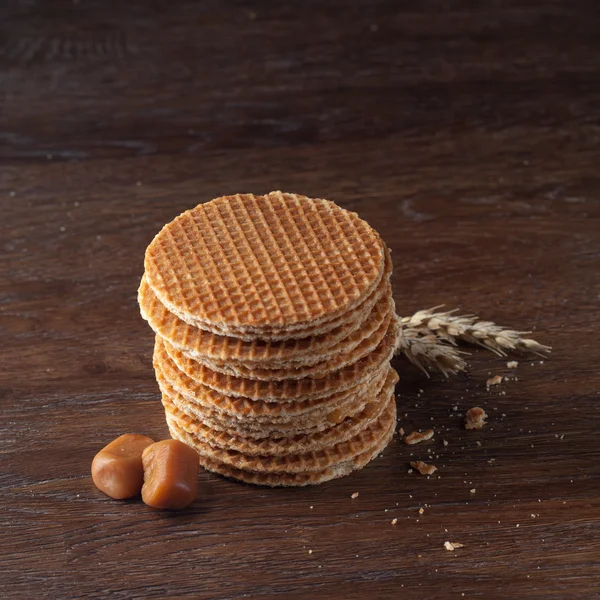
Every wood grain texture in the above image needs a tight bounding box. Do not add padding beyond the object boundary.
[1,1,599,598]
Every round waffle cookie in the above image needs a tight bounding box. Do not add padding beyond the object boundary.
[165,392,395,474]
[144,192,386,334]
[139,277,391,366]
[157,318,397,401]
[164,299,394,381]
[167,398,396,487]
[139,192,400,486]
[163,368,398,456]
[165,390,371,439]
[139,249,392,349]
[156,361,391,429]
[159,365,394,441]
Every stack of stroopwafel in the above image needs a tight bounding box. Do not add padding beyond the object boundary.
[139,191,398,486]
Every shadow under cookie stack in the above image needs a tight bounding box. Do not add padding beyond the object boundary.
[139,192,398,486]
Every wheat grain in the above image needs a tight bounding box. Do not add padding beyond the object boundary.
[395,317,467,377]
[400,307,551,357]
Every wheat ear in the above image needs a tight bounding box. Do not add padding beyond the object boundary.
[401,307,551,357]
[394,316,467,377]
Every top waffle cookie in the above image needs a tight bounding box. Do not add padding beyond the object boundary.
[144,191,386,334]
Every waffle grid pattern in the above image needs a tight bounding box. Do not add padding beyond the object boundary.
[145,192,384,329]
[140,192,398,486]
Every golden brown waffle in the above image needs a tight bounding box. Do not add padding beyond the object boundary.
[163,368,398,456]
[165,298,393,381]
[157,363,390,426]
[167,400,396,487]
[157,367,391,441]
[161,366,393,436]
[165,392,395,474]
[139,249,392,347]
[144,192,385,333]
[198,291,393,371]
[157,318,396,401]
[139,277,391,366]
[168,395,358,439]
[139,191,399,486]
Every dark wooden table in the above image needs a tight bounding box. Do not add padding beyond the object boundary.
[2,1,599,598]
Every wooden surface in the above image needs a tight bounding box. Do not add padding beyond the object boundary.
[1,1,600,598]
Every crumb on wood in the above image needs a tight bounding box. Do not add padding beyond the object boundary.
[486,375,503,388]
[444,541,465,551]
[398,427,405,436]
[351,492,359,499]
[391,518,398,525]
[470,489,476,494]
[507,361,518,368]
[419,507,424,515]
[410,460,437,476]
[404,429,434,445]
[465,407,487,430]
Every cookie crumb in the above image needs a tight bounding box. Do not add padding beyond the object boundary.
[351,492,359,499]
[404,429,434,445]
[486,375,503,388]
[465,407,487,430]
[507,361,518,368]
[410,460,437,476]
[391,518,398,525]
[444,541,464,551]
[419,507,424,515]
[470,489,476,494]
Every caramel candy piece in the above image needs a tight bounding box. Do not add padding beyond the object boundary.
[91,434,155,499]
[327,407,346,424]
[141,439,199,510]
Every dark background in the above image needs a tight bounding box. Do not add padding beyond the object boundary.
[1,1,599,599]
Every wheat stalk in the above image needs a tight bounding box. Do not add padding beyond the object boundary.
[394,317,467,377]
[401,306,551,357]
